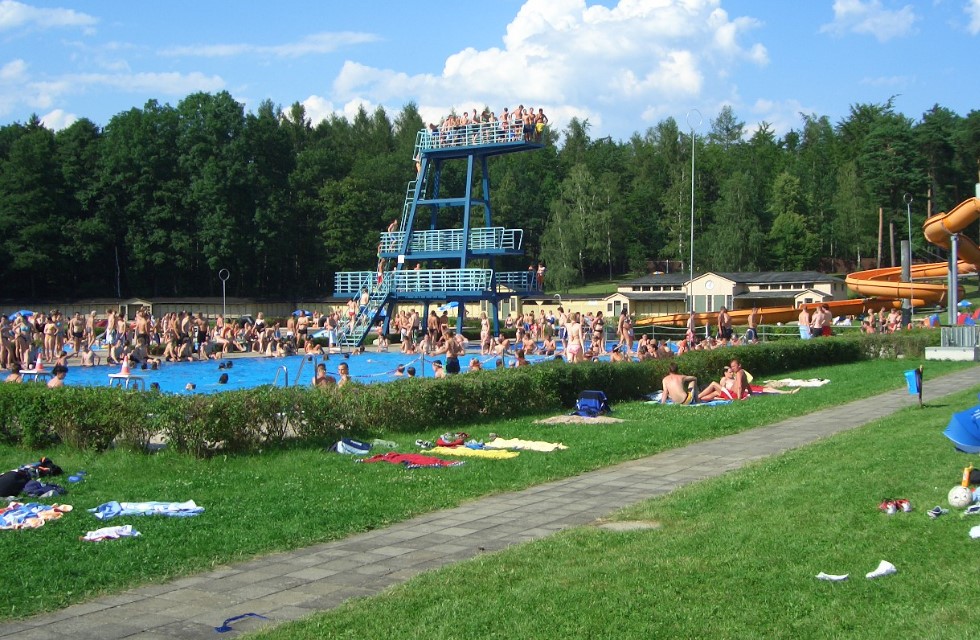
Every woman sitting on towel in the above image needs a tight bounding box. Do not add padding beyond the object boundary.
[698,367,744,402]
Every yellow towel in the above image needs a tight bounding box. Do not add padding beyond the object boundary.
[429,446,519,459]
[484,438,568,452]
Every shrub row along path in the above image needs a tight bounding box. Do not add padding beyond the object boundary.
[4,365,979,639]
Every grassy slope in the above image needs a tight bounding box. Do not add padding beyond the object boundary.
[256,384,980,640]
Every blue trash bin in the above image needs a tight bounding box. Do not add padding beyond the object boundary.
[904,369,920,395]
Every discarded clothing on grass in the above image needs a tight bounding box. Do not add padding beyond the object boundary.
[22,480,66,498]
[89,500,204,520]
[81,524,141,542]
[484,438,568,452]
[761,378,830,388]
[358,452,464,469]
[429,446,519,459]
[0,502,72,530]
[535,414,624,425]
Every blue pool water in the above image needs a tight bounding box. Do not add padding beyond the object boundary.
[57,349,550,394]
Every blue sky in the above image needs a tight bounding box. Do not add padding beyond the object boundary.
[1,0,978,141]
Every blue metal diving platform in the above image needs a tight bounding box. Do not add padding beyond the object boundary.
[334,119,544,348]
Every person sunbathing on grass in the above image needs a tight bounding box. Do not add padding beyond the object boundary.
[660,362,699,405]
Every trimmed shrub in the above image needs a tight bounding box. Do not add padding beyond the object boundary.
[0,333,933,456]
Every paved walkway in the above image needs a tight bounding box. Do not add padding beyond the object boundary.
[3,366,978,639]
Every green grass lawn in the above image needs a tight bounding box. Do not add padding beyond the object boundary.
[254,384,980,640]
[0,359,975,623]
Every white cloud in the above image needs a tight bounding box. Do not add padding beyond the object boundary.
[820,0,918,42]
[0,71,223,116]
[327,0,767,139]
[967,0,980,35]
[301,94,338,124]
[40,107,75,130]
[161,31,379,59]
[0,58,26,81]
[0,0,96,32]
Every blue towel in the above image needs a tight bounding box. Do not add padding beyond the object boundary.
[90,500,204,520]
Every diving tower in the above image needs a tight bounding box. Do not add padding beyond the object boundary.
[335,119,543,348]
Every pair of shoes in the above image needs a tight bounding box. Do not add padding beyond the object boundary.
[961,504,980,518]
[879,499,912,514]
[415,439,433,449]
[927,505,949,519]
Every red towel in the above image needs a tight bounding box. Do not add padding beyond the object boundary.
[359,453,463,468]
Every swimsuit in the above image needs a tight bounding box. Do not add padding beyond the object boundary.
[445,356,460,374]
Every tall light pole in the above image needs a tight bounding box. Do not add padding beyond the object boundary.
[686,109,702,316]
[903,193,914,323]
[218,269,230,321]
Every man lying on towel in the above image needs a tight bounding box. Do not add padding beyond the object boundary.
[661,362,700,405]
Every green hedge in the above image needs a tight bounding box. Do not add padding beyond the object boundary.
[0,332,937,456]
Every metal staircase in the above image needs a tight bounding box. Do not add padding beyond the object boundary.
[336,274,392,348]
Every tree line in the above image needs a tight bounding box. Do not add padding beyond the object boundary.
[0,91,977,300]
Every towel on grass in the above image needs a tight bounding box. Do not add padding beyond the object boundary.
[358,453,464,469]
[430,446,519,459]
[90,500,204,520]
[762,378,830,388]
[0,502,72,530]
[82,524,141,542]
[484,438,568,452]
[646,391,731,406]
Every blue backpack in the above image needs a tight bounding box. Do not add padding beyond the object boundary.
[332,438,372,455]
[574,390,611,417]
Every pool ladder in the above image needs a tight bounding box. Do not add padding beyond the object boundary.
[292,355,323,386]
[272,365,288,387]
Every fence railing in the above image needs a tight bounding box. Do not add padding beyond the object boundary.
[379,227,523,255]
[415,119,542,152]
[496,271,540,292]
[334,272,374,296]
[942,325,980,347]
[389,269,493,293]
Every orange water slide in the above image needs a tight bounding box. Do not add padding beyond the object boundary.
[844,197,980,304]
[634,299,880,329]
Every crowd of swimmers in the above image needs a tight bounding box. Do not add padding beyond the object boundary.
[3,298,934,391]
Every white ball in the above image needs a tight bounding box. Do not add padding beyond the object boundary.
[948,485,974,509]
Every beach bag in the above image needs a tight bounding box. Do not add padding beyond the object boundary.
[332,438,372,455]
[575,390,611,417]
[436,432,469,447]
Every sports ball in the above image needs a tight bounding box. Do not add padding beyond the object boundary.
[948,485,974,509]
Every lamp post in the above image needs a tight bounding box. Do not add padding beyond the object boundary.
[686,109,702,316]
[903,194,914,323]
[218,269,230,321]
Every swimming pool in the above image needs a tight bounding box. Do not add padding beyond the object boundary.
[56,349,549,394]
